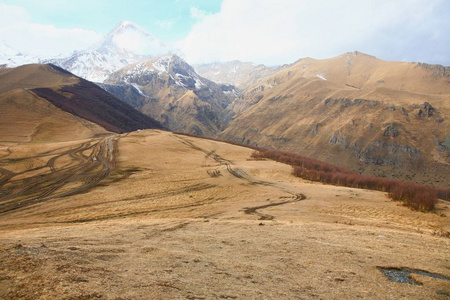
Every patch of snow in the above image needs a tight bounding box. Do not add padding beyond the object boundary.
[194,78,204,89]
[130,83,147,97]
[174,74,187,87]
[153,56,172,73]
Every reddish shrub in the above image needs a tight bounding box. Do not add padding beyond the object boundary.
[252,149,439,212]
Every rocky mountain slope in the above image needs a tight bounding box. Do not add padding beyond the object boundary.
[220,52,450,187]
[0,64,164,142]
[102,54,237,136]
[194,60,280,91]
[46,21,169,82]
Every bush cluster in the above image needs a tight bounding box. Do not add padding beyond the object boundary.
[251,149,442,212]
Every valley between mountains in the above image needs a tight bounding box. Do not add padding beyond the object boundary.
[1,20,449,299]
[3,21,448,186]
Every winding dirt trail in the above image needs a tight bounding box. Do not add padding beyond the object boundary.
[0,136,117,214]
[173,134,307,220]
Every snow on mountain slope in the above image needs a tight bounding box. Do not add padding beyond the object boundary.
[96,20,166,56]
[46,21,170,82]
[112,54,207,90]
[0,43,40,68]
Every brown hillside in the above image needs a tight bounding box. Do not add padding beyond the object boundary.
[0,64,78,93]
[221,52,450,187]
[0,88,108,143]
[0,64,164,142]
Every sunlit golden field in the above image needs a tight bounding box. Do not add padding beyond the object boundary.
[1,130,449,299]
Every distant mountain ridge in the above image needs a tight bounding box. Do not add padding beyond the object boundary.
[194,60,281,91]
[220,51,450,187]
[0,43,41,68]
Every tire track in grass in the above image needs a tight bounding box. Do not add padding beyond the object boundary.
[0,135,118,214]
[173,134,307,220]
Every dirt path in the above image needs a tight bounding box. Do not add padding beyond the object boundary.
[242,193,306,220]
[173,134,307,220]
[0,136,117,214]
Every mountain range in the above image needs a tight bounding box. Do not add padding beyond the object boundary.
[2,18,450,300]
[194,60,281,91]
[1,21,449,188]
[221,51,450,187]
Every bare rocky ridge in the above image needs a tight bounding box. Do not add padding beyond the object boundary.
[102,54,237,136]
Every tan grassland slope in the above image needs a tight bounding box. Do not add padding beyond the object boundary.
[0,88,109,143]
[0,64,79,93]
[0,130,448,299]
[0,65,108,143]
[221,52,450,187]
[0,64,164,144]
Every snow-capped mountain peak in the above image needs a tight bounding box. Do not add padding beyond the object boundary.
[45,21,170,82]
[95,20,166,57]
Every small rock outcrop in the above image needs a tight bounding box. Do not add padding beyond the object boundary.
[417,102,434,117]
[383,123,400,137]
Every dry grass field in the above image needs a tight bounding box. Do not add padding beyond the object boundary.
[0,130,449,299]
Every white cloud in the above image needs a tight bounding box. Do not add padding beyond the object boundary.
[180,0,450,66]
[190,7,209,21]
[0,3,101,57]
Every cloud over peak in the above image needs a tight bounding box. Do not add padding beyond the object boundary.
[180,0,450,66]
[0,3,101,57]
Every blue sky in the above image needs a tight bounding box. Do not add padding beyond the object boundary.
[1,0,449,66]
[1,0,222,43]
